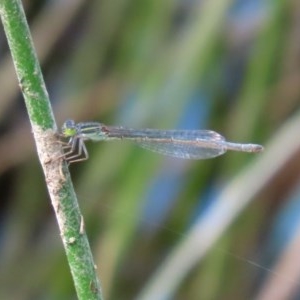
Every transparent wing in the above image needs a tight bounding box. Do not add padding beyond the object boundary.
[105,128,227,159]
[134,130,226,159]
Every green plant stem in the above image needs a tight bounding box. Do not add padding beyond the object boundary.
[0,0,103,299]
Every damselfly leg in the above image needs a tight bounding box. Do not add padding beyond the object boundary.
[61,136,89,163]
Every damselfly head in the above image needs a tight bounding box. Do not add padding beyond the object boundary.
[61,119,77,137]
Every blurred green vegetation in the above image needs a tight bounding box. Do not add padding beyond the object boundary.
[0,0,300,299]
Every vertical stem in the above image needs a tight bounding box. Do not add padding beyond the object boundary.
[0,0,103,299]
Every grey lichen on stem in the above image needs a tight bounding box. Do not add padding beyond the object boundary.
[33,125,64,207]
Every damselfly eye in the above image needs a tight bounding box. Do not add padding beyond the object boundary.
[63,119,76,129]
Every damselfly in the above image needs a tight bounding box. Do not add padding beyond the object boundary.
[60,119,263,163]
